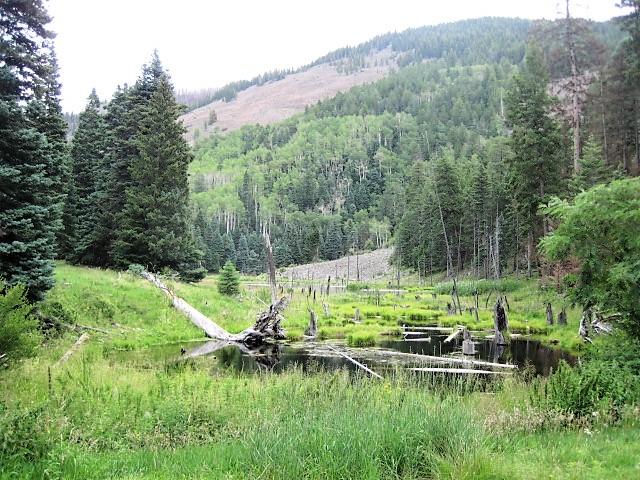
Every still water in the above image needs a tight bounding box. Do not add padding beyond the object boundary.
[111,331,575,377]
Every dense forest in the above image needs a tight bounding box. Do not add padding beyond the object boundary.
[185,14,638,278]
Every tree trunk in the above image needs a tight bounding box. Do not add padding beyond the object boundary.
[546,302,554,325]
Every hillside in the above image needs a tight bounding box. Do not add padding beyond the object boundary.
[179,17,540,142]
[186,16,629,280]
[181,49,396,141]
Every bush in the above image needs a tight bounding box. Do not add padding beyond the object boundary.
[217,261,240,296]
[0,281,40,365]
[346,282,370,292]
[535,360,640,418]
[179,265,207,283]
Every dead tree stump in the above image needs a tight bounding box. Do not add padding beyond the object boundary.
[546,302,554,325]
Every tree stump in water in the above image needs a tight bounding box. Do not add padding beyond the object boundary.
[546,302,554,325]
[493,296,509,346]
[462,328,475,355]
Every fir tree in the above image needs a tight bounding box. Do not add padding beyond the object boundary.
[217,260,240,296]
[570,136,615,193]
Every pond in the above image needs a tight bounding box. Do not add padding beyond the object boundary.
[111,329,575,378]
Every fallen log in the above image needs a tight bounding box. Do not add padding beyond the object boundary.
[444,326,463,343]
[327,345,383,379]
[411,367,512,375]
[55,333,90,366]
[141,270,288,347]
[369,348,517,370]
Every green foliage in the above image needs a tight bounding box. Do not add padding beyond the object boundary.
[536,360,640,418]
[346,331,376,347]
[217,261,240,296]
[0,281,39,364]
[541,178,640,335]
[66,90,109,266]
[0,0,66,301]
[346,282,370,292]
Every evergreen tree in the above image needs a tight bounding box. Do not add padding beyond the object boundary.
[217,260,240,296]
[111,68,202,277]
[222,232,236,265]
[66,90,108,265]
[505,43,565,275]
[323,221,344,260]
[0,1,66,300]
[570,136,615,193]
[236,234,250,273]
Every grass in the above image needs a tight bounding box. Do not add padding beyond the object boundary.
[1,351,638,479]
[1,263,639,479]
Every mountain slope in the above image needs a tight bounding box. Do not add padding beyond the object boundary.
[181,49,396,141]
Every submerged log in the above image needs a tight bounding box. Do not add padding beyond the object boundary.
[411,367,511,375]
[327,345,382,379]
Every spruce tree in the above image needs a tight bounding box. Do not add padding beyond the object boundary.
[0,1,66,300]
[112,70,202,277]
[217,260,240,296]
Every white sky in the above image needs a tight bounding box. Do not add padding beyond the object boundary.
[48,0,629,112]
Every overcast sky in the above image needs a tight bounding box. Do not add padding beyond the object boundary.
[48,0,629,112]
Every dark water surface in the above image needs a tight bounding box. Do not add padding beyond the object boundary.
[111,331,575,377]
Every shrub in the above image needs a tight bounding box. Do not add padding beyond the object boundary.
[217,261,240,296]
[535,360,640,418]
[0,281,40,365]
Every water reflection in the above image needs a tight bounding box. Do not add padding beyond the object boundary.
[111,333,575,377]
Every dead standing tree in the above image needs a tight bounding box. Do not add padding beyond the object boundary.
[493,296,509,346]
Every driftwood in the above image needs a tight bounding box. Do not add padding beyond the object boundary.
[141,270,288,347]
[578,308,614,343]
[55,333,90,366]
[322,302,330,317]
[372,348,516,370]
[444,326,463,343]
[327,345,382,379]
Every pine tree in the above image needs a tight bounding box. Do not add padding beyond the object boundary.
[217,260,240,296]
[66,90,108,265]
[111,67,202,277]
[323,221,344,260]
[0,1,66,300]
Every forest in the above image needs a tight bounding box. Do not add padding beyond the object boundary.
[1,1,640,479]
